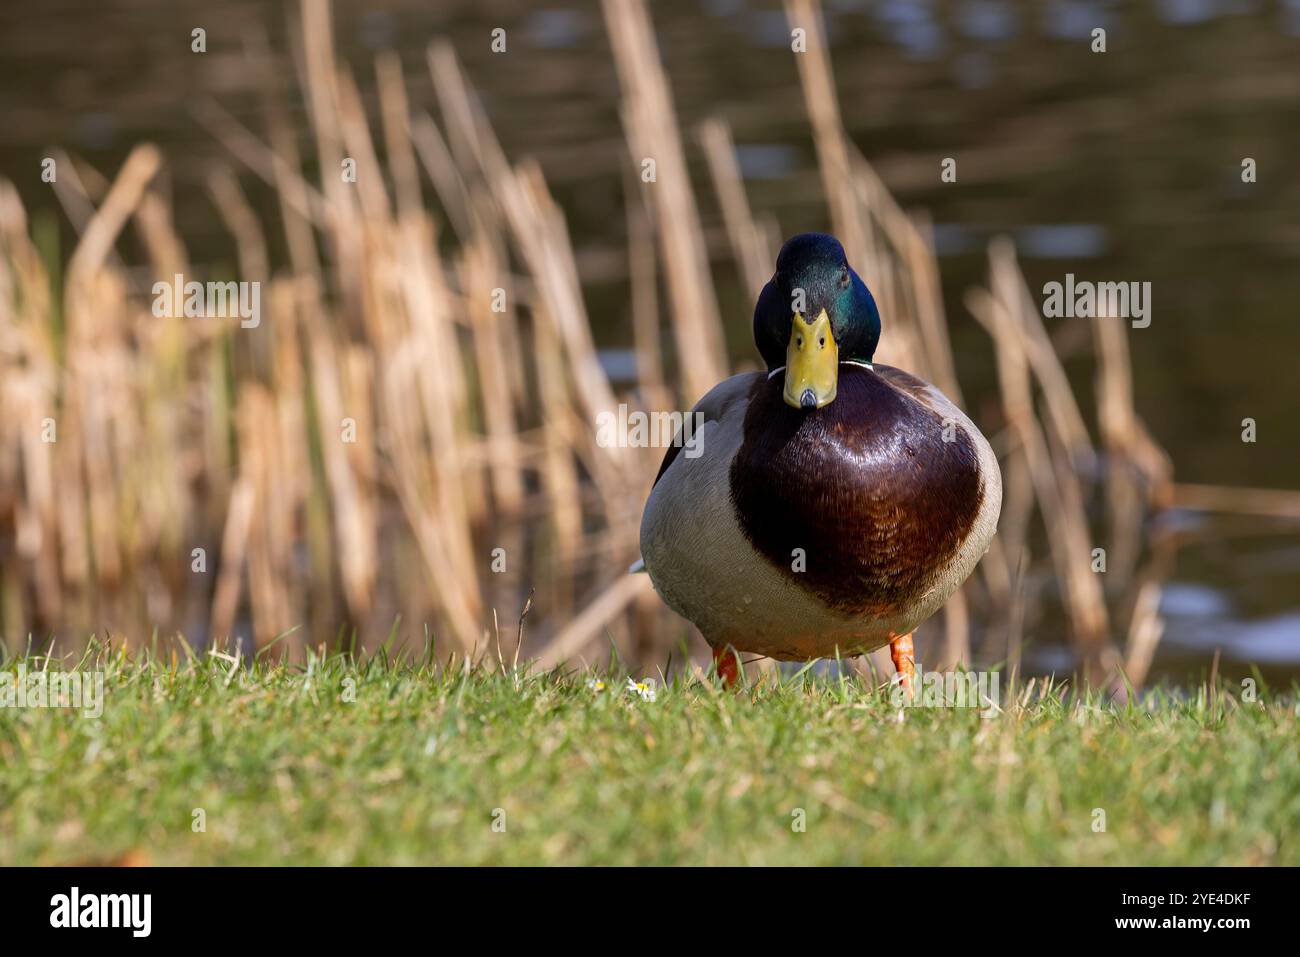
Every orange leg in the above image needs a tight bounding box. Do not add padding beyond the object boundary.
[889,632,916,690]
[712,644,741,688]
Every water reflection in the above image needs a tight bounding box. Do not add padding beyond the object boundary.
[735,143,798,179]
[1015,224,1108,259]
[874,0,946,59]
[526,9,589,50]
[956,1,1018,43]
[1044,2,1112,40]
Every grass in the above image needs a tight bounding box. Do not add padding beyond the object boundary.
[1,644,1296,866]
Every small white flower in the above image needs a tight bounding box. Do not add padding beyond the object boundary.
[626,677,657,702]
[586,677,606,693]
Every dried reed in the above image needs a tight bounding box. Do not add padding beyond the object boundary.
[1,0,1288,689]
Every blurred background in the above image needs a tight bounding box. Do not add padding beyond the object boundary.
[0,0,1297,686]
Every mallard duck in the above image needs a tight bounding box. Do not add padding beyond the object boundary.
[639,233,1001,685]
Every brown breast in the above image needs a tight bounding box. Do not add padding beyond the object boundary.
[728,365,983,617]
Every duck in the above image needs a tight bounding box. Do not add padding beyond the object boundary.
[639,233,1002,686]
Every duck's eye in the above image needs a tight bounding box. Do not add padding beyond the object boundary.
[839,270,849,287]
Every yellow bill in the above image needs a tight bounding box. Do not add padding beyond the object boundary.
[783,309,837,410]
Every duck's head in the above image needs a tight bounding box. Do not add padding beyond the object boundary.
[753,233,881,410]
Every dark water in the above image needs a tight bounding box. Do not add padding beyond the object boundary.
[2,0,1298,681]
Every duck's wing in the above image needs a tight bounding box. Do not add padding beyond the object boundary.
[650,372,762,488]
[632,372,762,576]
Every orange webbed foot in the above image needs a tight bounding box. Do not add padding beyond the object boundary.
[712,644,741,689]
[889,632,916,692]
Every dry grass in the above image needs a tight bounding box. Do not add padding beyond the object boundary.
[0,0,1285,687]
